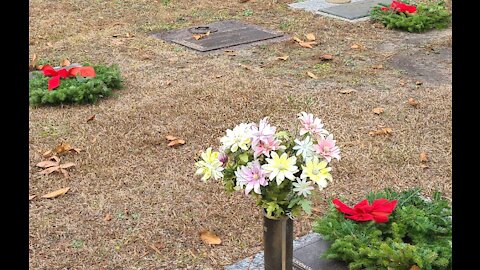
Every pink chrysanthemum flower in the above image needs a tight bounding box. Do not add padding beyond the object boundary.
[314,134,341,162]
[251,117,276,145]
[298,112,329,138]
[252,137,282,158]
[251,117,282,157]
[235,161,268,195]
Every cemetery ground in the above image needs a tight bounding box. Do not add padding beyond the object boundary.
[29,0,452,269]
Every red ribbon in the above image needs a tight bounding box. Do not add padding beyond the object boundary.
[333,198,398,223]
[382,1,417,13]
[41,65,96,90]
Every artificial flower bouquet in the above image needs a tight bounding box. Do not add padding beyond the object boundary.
[195,112,341,219]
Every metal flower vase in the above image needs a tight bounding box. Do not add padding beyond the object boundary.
[263,212,294,270]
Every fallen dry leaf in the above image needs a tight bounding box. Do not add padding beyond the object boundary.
[339,88,357,94]
[410,265,421,270]
[305,33,316,41]
[193,31,210,40]
[60,162,76,169]
[104,213,112,222]
[165,135,178,141]
[36,156,60,168]
[47,42,53,47]
[29,195,37,201]
[199,230,222,245]
[369,128,393,136]
[86,114,96,123]
[29,54,38,71]
[53,142,81,155]
[215,74,223,78]
[372,107,385,115]
[36,155,76,178]
[351,44,361,49]
[407,98,420,107]
[292,37,303,43]
[42,150,53,158]
[415,81,423,85]
[60,168,69,178]
[276,55,289,61]
[126,32,134,38]
[168,139,186,147]
[60,58,71,67]
[420,164,429,169]
[420,152,428,162]
[41,187,70,199]
[298,41,317,49]
[54,142,72,154]
[306,71,318,79]
[372,64,383,69]
[320,54,333,61]
[165,80,172,86]
[38,166,62,175]
[70,148,82,154]
[399,80,406,86]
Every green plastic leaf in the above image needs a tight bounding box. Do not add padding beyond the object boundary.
[299,199,312,214]
[238,152,249,164]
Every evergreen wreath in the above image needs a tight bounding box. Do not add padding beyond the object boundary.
[29,64,122,106]
[314,188,452,270]
[370,1,451,32]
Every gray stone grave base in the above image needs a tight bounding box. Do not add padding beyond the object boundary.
[289,0,392,23]
[225,232,348,270]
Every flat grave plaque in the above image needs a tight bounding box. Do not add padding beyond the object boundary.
[152,20,287,52]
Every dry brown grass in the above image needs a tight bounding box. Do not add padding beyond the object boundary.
[29,0,451,269]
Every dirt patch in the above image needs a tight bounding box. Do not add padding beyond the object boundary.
[388,46,451,85]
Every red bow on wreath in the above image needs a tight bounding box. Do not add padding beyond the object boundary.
[381,1,417,13]
[41,65,96,90]
[332,198,398,223]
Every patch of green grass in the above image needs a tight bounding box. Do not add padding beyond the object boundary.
[117,213,126,220]
[71,240,84,248]
[343,57,355,67]
[279,21,291,30]
[242,9,254,16]
[173,46,185,52]
[314,63,332,73]
[140,21,185,32]
[258,44,268,50]
[38,123,69,138]
[162,0,170,6]
[191,10,214,19]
